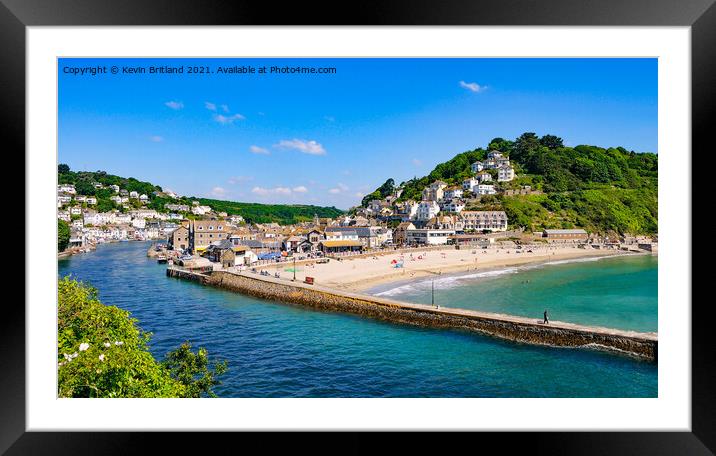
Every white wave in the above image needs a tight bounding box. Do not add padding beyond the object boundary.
[374,267,520,296]
[373,253,633,297]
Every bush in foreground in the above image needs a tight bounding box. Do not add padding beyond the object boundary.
[58,277,227,398]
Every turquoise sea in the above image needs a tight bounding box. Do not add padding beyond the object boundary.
[371,254,658,333]
[58,241,657,397]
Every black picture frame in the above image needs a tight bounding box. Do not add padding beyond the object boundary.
[4,0,712,453]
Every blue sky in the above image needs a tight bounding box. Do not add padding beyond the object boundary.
[58,58,657,209]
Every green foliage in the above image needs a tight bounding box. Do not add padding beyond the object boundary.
[539,134,564,149]
[58,168,161,201]
[57,167,344,225]
[362,132,658,234]
[361,178,396,206]
[57,278,226,398]
[58,219,70,252]
[196,198,343,225]
[162,342,228,398]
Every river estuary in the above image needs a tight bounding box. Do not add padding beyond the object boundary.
[58,241,657,397]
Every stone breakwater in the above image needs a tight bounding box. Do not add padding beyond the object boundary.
[167,267,658,361]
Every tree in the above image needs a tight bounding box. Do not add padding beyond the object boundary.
[58,163,70,174]
[487,137,513,153]
[58,219,70,252]
[539,134,564,149]
[57,278,227,398]
[377,178,395,198]
[512,132,541,163]
[162,342,228,398]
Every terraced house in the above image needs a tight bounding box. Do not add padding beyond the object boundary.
[189,219,229,253]
[459,211,508,232]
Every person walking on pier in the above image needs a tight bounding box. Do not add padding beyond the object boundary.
[543,310,549,324]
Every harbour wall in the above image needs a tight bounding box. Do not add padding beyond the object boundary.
[167,267,657,361]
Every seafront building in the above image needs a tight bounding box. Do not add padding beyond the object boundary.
[405,228,456,245]
[542,229,589,242]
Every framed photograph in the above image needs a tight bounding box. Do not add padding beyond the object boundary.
[7,0,712,452]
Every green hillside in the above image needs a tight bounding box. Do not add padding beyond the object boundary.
[57,166,343,225]
[362,133,658,235]
[195,198,343,225]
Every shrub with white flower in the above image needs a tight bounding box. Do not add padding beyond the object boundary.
[58,278,227,398]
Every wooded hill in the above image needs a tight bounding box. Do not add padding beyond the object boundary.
[361,133,658,235]
[58,166,343,225]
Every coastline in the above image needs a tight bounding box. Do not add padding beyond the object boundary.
[365,251,641,296]
[286,246,638,293]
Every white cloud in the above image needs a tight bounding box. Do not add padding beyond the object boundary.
[355,192,365,198]
[412,158,422,166]
[337,183,349,191]
[328,188,341,194]
[214,113,246,125]
[220,104,230,113]
[211,187,227,197]
[292,186,308,193]
[251,186,270,196]
[149,135,163,142]
[249,145,270,155]
[205,101,217,111]
[274,138,326,155]
[251,186,296,196]
[324,116,335,122]
[164,100,184,110]
[459,80,484,93]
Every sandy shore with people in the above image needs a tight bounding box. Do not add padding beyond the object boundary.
[261,245,632,293]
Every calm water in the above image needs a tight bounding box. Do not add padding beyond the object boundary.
[371,254,658,332]
[58,241,657,397]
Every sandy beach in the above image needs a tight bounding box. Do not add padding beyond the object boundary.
[259,245,632,293]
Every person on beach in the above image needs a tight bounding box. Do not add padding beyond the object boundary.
[543,310,549,324]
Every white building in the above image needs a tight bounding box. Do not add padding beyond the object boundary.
[57,195,72,207]
[470,161,484,173]
[132,218,146,229]
[129,191,139,199]
[460,211,508,232]
[192,205,212,215]
[475,184,496,195]
[57,210,71,222]
[139,194,149,202]
[396,201,419,220]
[442,187,463,200]
[487,150,504,160]
[415,201,440,221]
[498,165,515,182]
[462,178,480,192]
[421,181,448,202]
[58,184,76,194]
[441,199,466,213]
[406,228,456,245]
[110,184,120,193]
[476,171,493,183]
[70,206,82,216]
[324,227,359,241]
